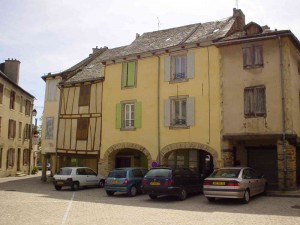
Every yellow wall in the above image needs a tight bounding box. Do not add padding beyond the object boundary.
[101,46,221,162]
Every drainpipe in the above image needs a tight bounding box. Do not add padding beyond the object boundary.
[54,85,62,175]
[278,36,287,190]
[206,47,211,144]
[157,56,161,166]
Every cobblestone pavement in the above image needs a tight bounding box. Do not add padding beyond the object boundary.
[0,174,299,225]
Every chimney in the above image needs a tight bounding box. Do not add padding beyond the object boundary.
[136,33,140,39]
[4,59,20,84]
[92,46,99,53]
[233,8,245,31]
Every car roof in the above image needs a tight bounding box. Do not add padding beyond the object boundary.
[60,167,90,169]
[113,167,147,170]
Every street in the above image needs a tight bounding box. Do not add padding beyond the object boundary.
[0,174,299,225]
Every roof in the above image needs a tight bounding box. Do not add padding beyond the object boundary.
[0,70,35,99]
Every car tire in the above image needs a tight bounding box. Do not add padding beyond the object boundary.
[242,189,250,204]
[128,186,137,197]
[98,180,105,188]
[178,188,187,201]
[149,194,158,199]
[106,191,115,196]
[206,197,215,202]
[55,186,62,191]
[71,182,80,191]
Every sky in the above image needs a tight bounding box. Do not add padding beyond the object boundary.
[1,0,300,123]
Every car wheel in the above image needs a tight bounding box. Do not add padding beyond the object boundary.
[178,188,187,201]
[243,189,250,204]
[149,194,157,199]
[98,180,105,188]
[71,182,80,191]
[106,191,115,196]
[128,186,137,197]
[206,197,215,202]
[54,186,62,191]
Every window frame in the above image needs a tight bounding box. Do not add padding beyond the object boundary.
[78,84,91,107]
[23,149,29,165]
[116,100,141,131]
[242,45,264,69]
[122,61,137,89]
[10,90,16,110]
[25,100,31,116]
[0,148,2,168]
[76,117,89,141]
[8,119,16,139]
[244,86,266,118]
[0,83,3,104]
[171,54,187,81]
[7,148,15,168]
[171,97,187,127]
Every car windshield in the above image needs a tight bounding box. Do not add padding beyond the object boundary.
[108,170,127,178]
[145,169,171,178]
[56,168,72,175]
[209,169,241,178]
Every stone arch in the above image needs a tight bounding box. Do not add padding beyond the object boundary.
[160,142,219,166]
[102,142,153,173]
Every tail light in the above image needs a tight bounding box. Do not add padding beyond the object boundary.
[163,179,173,186]
[123,178,129,185]
[142,179,148,186]
[203,181,212,186]
[227,180,239,186]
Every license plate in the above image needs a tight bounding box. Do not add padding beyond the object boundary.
[150,182,160,186]
[213,181,225,185]
[112,180,119,184]
[57,181,64,185]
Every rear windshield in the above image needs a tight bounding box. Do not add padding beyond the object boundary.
[108,170,127,178]
[57,168,72,175]
[145,169,171,178]
[209,169,241,178]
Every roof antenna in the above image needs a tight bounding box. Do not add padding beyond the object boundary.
[236,0,239,9]
[157,17,161,31]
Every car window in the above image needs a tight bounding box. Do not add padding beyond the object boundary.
[85,168,96,176]
[132,169,143,178]
[57,168,72,175]
[145,169,171,178]
[242,169,255,179]
[174,169,182,178]
[108,170,127,178]
[77,168,87,175]
[141,169,148,175]
[210,169,240,178]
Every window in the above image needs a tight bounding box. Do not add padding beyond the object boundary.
[0,117,1,137]
[122,61,136,88]
[47,79,58,101]
[8,119,16,139]
[20,96,23,112]
[25,100,31,116]
[164,97,194,127]
[78,85,91,106]
[7,148,15,168]
[0,83,3,104]
[18,122,22,139]
[0,148,2,168]
[244,86,266,117]
[116,101,142,130]
[164,52,194,82]
[243,45,263,68]
[24,123,31,140]
[76,118,89,140]
[23,149,29,165]
[45,117,54,139]
[10,91,15,109]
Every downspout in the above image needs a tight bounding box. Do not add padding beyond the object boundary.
[99,67,105,172]
[55,85,62,175]
[206,47,211,144]
[157,56,161,166]
[278,36,287,190]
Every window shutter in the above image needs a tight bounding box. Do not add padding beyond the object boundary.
[127,62,136,86]
[255,87,266,116]
[187,52,195,79]
[164,56,171,81]
[134,102,142,128]
[186,97,195,126]
[122,63,128,87]
[244,89,254,116]
[254,46,263,66]
[164,99,171,127]
[243,47,252,67]
[0,83,3,104]
[116,103,122,129]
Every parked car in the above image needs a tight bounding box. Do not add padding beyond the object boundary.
[203,167,267,203]
[36,163,51,170]
[53,167,106,191]
[104,167,148,197]
[142,167,203,201]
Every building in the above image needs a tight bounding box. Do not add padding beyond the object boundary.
[42,9,299,190]
[0,59,35,177]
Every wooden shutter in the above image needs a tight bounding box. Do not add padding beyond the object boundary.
[10,91,15,109]
[164,56,171,81]
[254,46,263,66]
[127,62,136,86]
[186,97,195,126]
[134,102,142,128]
[243,47,252,67]
[76,118,89,140]
[116,103,122,129]
[79,85,91,106]
[255,87,266,116]
[164,99,171,127]
[244,88,254,116]
[0,83,3,104]
[187,52,195,79]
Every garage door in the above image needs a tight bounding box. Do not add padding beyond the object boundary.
[247,147,278,190]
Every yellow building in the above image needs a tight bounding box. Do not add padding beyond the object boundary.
[0,59,35,177]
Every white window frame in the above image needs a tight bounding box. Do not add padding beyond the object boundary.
[171,98,187,126]
[124,103,135,128]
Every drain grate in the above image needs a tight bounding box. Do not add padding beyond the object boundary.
[5,190,16,191]
[291,205,300,209]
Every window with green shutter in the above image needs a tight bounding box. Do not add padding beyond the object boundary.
[116,101,141,130]
[122,61,136,88]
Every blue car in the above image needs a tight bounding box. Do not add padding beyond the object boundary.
[104,167,148,197]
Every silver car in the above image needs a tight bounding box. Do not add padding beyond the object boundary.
[203,167,267,203]
[53,167,106,191]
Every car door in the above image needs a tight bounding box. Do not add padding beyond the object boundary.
[242,169,256,196]
[132,169,144,188]
[85,168,99,186]
[76,168,88,186]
